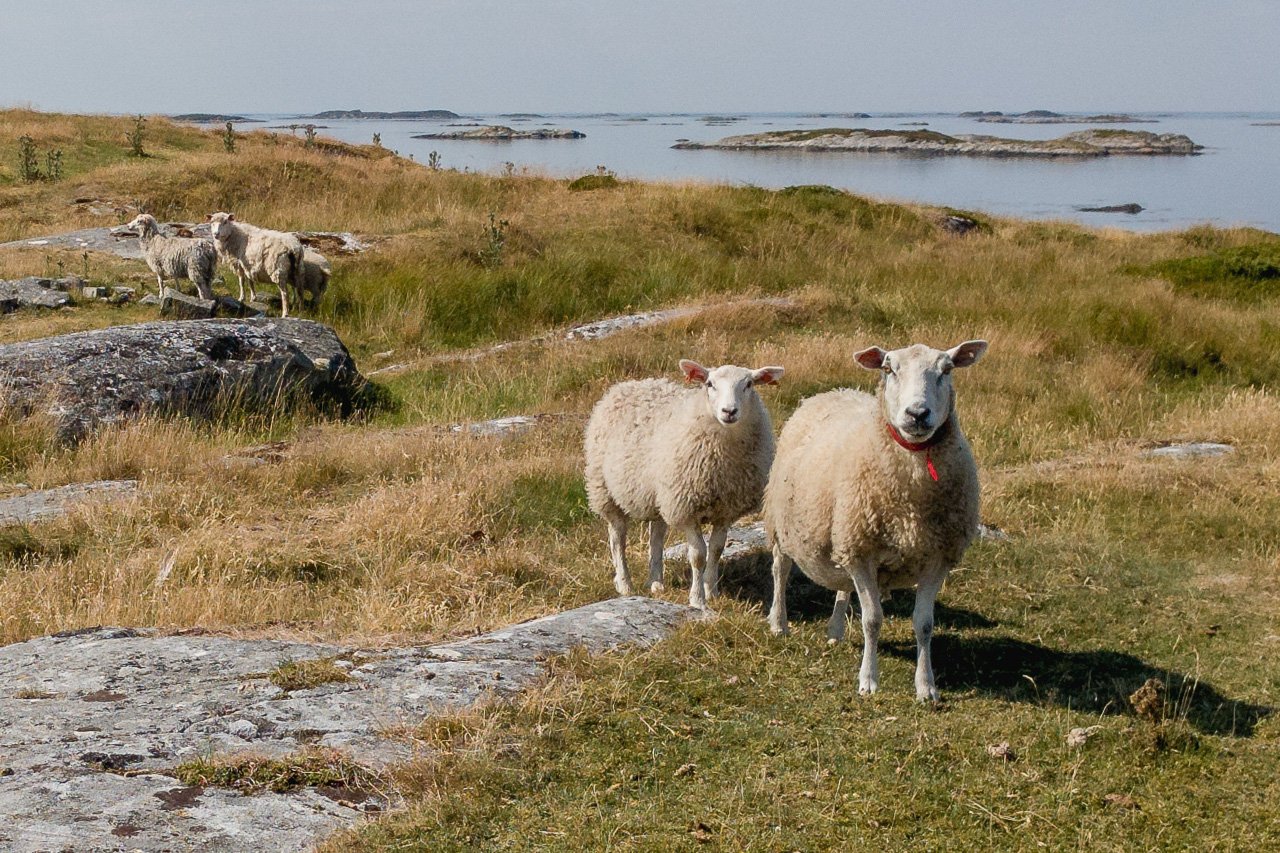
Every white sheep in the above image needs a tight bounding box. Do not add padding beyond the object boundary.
[205,212,305,316]
[299,248,331,306]
[584,359,784,608]
[763,340,988,701]
[124,214,217,300]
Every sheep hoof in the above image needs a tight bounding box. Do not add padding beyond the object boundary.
[827,637,840,647]
[614,581,635,596]
[859,682,879,696]
[769,624,790,637]
[649,582,665,593]
[916,687,940,703]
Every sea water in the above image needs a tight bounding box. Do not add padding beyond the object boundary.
[237,112,1280,234]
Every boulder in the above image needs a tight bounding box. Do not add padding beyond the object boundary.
[0,278,74,312]
[159,288,215,320]
[0,318,364,441]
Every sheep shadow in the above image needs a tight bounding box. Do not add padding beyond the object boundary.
[718,555,1271,737]
[881,634,1273,737]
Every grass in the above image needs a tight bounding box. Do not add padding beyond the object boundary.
[173,748,381,795]
[1,109,1278,849]
[265,656,356,692]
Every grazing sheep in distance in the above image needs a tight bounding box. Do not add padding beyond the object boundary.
[123,214,217,300]
[206,212,305,316]
[584,359,784,609]
[299,248,331,306]
[763,340,988,701]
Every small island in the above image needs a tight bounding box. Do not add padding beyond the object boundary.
[306,109,459,120]
[413,125,585,140]
[961,110,1156,124]
[672,127,1202,157]
[170,114,262,123]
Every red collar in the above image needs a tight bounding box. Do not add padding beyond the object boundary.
[885,419,949,451]
[885,420,948,481]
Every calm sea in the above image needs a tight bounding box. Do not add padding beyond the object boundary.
[238,112,1280,234]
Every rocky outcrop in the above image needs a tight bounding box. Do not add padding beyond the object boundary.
[0,319,363,441]
[307,109,459,120]
[412,125,585,140]
[1078,203,1144,214]
[963,110,1156,124]
[0,277,83,312]
[170,114,262,123]
[673,127,1202,157]
[0,597,690,852]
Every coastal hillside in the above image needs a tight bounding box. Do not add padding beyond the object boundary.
[0,110,1278,851]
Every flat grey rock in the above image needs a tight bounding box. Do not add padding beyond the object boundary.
[0,597,690,852]
[0,480,138,526]
[0,277,74,312]
[368,297,797,377]
[1142,442,1234,459]
[450,415,545,437]
[0,318,362,441]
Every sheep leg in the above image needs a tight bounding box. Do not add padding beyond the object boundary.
[604,510,633,596]
[913,567,947,702]
[278,283,290,318]
[685,526,708,610]
[827,589,852,644]
[647,519,668,593]
[704,525,728,599]
[155,272,166,299]
[851,570,884,695]
[767,544,792,636]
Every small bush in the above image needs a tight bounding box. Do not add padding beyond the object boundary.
[266,656,354,692]
[1139,243,1280,301]
[125,115,147,157]
[569,173,620,192]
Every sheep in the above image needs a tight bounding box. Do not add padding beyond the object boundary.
[299,248,331,306]
[584,359,784,609]
[763,340,988,701]
[124,214,217,300]
[205,212,305,317]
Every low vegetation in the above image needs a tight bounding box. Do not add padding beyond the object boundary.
[0,109,1277,849]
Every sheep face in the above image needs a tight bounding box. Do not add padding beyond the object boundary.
[855,341,987,442]
[206,212,236,243]
[123,214,160,237]
[680,360,784,426]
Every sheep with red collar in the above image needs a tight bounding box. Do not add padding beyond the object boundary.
[584,359,785,609]
[763,340,988,701]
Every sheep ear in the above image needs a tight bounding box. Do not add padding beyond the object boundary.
[854,347,887,371]
[947,340,988,368]
[227,214,235,221]
[680,360,709,383]
[751,366,784,385]
[204,214,212,221]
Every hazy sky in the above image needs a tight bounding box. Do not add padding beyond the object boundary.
[2,1,1277,115]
